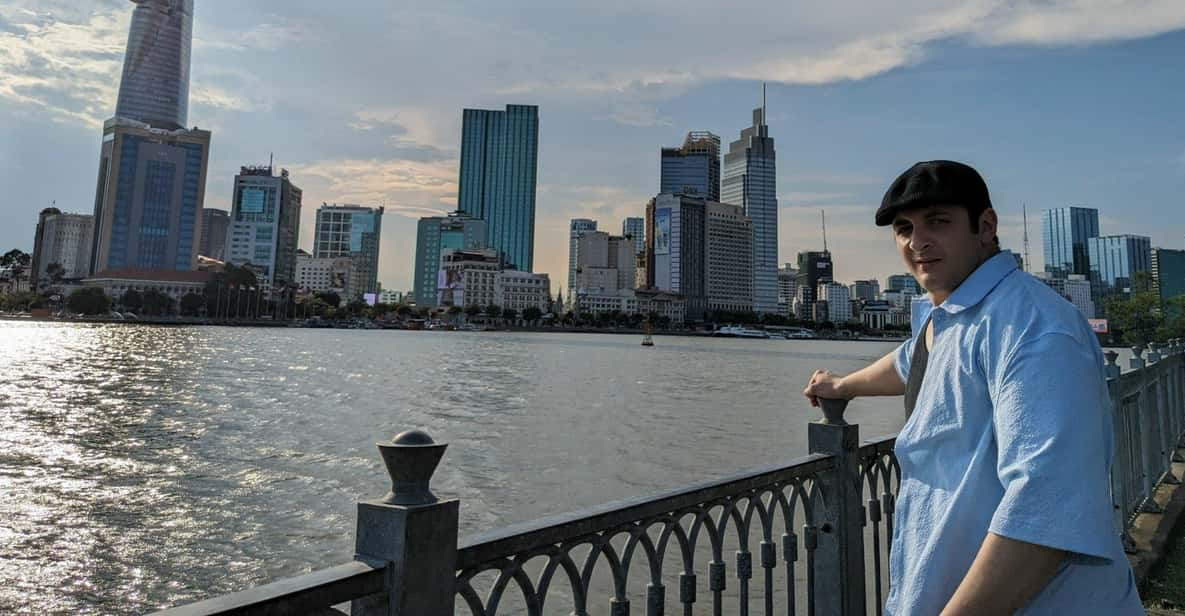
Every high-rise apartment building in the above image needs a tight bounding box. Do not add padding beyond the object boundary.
[114,0,192,130]
[705,202,753,314]
[1035,272,1095,319]
[414,211,487,306]
[796,251,833,308]
[568,218,598,296]
[457,104,539,270]
[1042,206,1099,277]
[819,282,853,324]
[90,119,211,274]
[199,208,229,260]
[622,217,645,257]
[722,99,778,314]
[31,208,94,288]
[225,166,303,290]
[1151,248,1185,303]
[89,0,209,275]
[313,204,384,296]
[646,194,707,320]
[778,265,799,317]
[660,132,721,201]
[1087,234,1151,296]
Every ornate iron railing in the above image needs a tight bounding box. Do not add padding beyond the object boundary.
[152,340,1185,616]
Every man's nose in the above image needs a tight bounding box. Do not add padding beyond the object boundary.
[909,227,933,253]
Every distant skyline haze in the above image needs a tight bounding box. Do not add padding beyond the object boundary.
[1,1,1183,292]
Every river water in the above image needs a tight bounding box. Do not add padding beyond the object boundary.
[0,322,907,614]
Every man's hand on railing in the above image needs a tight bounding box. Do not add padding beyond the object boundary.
[803,369,849,407]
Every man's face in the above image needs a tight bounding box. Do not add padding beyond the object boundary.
[891,205,997,300]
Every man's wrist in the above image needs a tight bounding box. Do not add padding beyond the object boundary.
[835,376,854,399]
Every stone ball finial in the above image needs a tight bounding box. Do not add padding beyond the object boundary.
[377,429,448,506]
[1104,350,1119,366]
[818,398,850,426]
[1132,346,1145,358]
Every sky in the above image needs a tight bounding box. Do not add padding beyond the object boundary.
[1,0,1184,294]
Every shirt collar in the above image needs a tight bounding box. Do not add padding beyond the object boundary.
[911,251,1018,327]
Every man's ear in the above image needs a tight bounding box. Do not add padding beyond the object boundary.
[979,208,999,247]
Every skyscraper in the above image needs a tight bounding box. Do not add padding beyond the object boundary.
[114,0,193,130]
[622,217,645,257]
[314,204,384,296]
[1152,248,1185,303]
[414,211,488,306]
[89,0,209,274]
[225,165,303,290]
[661,132,721,201]
[1042,207,1099,277]
[796,251,833,308]
[90,119,211,273]
[646,194,706,320]
[568,218,598,297]
[457,104,539,271]
[722,91,778,314]
[1087,234,1151,296]
[199,208,229,260]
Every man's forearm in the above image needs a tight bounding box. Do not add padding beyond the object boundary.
[941,532,1065,615]
[838,351,906,398]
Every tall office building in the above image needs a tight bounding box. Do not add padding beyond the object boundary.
[622,217,645,256]
[114,0,192,130]
[646,194,706,320]
[1042,207,1099,277]
[314,204,384,296]
[200,208,229,260]
[1152,248,1185,303]
[414,211,487,306]
[886,273,923,295]
[225,166,303,290]
[457,104,539,271]
[89,0,209,274]
[660,132,721,201]
[705,202,753,313]
[796,251,834,308]
[1087,234,1151,296]
[568,218,598,297]
[850,280,880,302]
[90,119,211,273]
[722,95,778,314]
[31,208,94,288]
[1035,272,1095,318]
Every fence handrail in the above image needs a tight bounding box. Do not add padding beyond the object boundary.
[151,560,385,616]
[457,451,837,570]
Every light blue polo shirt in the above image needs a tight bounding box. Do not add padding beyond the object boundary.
[885,252,1141,614]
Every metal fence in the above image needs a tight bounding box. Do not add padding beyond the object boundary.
[154,341,1185,616]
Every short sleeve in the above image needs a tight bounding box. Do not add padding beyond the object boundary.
[988,332,1115,560]
[893,336,915,384]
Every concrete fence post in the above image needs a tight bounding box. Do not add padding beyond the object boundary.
[1104,350,1121,381]
[809,398,867,616]
[1130,346,1145,371]
[352,430,458,616]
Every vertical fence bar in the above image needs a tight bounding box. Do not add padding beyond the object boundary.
[809,399,866,616]
[352,430,459,616]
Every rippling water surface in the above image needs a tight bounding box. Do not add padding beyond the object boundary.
[0,322,906,614]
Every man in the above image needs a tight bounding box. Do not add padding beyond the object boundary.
[803,160,1141,614]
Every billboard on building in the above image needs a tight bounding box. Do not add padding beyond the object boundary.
[241,188,265,214]
[363,292,377,306]
[437,269,465,306]
[1088,318,1109,334]
[654,208,671,255]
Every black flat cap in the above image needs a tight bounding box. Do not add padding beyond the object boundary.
[876,160,992,226]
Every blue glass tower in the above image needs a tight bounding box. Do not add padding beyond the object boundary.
[1088,234,1151,296]
[1042,206,1099,277]
[457,105,539,271]
[661,132,720,201]
[115,0,193,131]
[722,93,778,315]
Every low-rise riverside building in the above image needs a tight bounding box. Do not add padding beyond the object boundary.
[31,208,94,290]
[497,270,550,313]
[84,268,212,304]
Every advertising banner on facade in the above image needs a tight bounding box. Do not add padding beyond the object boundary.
[1088,318,1109,334]
[654,208,671,255]
[437,269,465,307]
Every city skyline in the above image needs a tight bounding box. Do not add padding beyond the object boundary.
[2,2,1184,293]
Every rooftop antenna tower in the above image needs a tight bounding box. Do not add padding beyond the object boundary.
[822,209,828,253]
[1022,202,1031,272]
[762,81,767,126]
